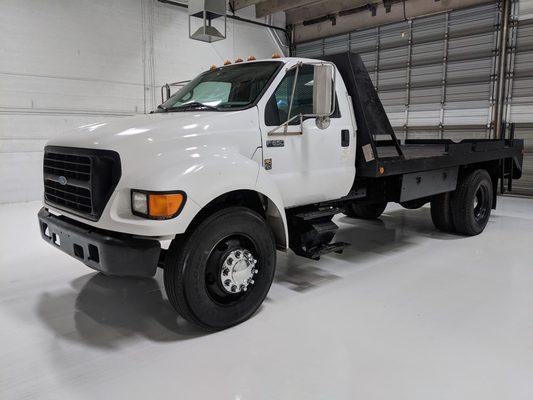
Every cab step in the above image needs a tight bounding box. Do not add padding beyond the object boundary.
[293,207,343,221]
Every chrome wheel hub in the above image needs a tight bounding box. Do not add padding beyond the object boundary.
[220,249,258,294]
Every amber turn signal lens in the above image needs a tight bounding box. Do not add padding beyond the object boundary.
[148,193,185,218]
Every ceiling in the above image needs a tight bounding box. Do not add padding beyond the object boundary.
[230,0,379,24]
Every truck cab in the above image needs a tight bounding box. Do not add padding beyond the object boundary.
[38,53,524,331]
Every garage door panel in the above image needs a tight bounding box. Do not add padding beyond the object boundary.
[407,110,441,126]
[379,90,406,107]
[324,35,350,54]
[410,84,441,103]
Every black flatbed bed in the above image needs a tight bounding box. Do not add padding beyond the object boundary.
[366,138,523,178]
[320,52,524,180]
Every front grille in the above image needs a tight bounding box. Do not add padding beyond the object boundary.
[43,146,121,221]
[44,179,92,214]
[44,153,91,182]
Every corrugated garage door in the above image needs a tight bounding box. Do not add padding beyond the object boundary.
[508,1,533,195]
[296,1,533,196]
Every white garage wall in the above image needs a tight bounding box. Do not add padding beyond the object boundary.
[0,0,281,203]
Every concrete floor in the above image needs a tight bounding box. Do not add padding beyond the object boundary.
[1,197,533,399]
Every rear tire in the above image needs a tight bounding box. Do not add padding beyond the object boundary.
[344,202,387,219]
[164,207,276,331]
[450,169,493,236]
[430,192,455,233]
[400,198,428,210]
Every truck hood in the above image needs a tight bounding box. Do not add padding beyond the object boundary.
[47,108,261,156]
[46,108,263,191]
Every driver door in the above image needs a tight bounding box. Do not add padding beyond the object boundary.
[258,63,355,208]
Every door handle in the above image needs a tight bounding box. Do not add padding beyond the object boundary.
[341,129,350,147]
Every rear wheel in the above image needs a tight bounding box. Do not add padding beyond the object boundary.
[450,169,493,236]
[400,198,428,210]
[430,192,455,233]
[164,207,276,331]
[343,202,387,219]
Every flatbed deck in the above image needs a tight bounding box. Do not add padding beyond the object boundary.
[363,138,524,178]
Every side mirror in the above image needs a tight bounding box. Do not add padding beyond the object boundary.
[313,64,334,117]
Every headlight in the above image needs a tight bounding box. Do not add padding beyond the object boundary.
[131,190,186,220]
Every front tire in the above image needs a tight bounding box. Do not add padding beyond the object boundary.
[164,207,276,331]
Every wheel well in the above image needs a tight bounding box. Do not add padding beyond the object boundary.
[182,190,287,249]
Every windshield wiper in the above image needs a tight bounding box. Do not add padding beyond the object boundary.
[157,104,168,112]
[168,101,219,111]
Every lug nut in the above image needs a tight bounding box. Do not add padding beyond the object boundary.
[224,279,231,286]
[252,259,257,265]
[227,258,233,265]
[235,251,241,258]
[231,285,237,292]
[253,269,258,274]
[222,268,229,276]
[249,279,255,285]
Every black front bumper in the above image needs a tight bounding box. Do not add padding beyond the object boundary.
[38,208,160,277]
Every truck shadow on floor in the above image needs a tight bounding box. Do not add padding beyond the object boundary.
[36,272,207,349]
[274,207,461,292]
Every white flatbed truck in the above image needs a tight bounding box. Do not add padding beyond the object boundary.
[38,52,524,331]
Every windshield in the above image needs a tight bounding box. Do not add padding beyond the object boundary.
[157,61,282,112]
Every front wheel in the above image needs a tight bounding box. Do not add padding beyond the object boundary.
[164,207,276,331]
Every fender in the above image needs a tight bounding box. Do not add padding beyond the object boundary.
[106,146,261,237]
[166,152,289,249]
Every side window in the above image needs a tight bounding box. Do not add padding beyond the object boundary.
[276,65,314,119]
[265,64,340,126]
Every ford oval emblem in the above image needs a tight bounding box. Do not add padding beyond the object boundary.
[58,176,68,186]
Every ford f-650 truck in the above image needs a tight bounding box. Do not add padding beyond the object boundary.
[38,52,524,331]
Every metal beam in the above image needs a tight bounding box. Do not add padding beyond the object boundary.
[230,0,267,11]
[293,0,494,43]
[255,0,323,18]
[286,0,377,25]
